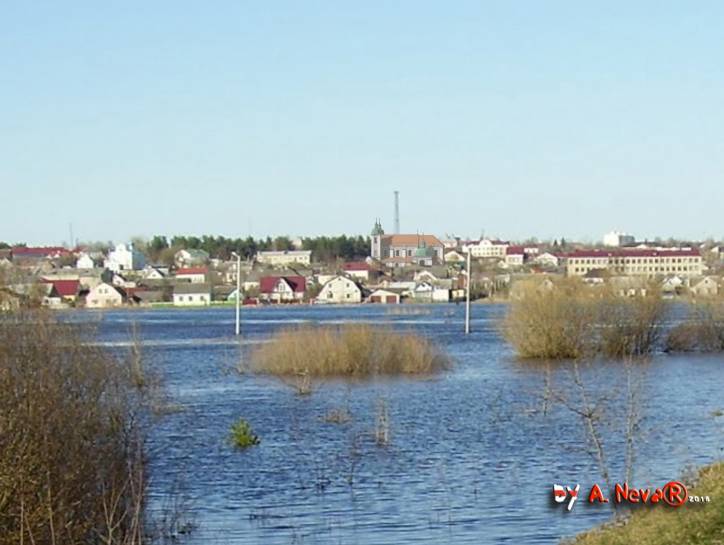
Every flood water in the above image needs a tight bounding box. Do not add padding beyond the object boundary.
[89,304,723,544]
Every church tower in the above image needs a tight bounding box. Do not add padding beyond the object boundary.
[370,219,385,260]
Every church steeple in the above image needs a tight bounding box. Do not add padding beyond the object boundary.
[371,218,385,236]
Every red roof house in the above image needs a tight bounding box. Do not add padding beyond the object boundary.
[41,279,80,300]
[259,276,306,303]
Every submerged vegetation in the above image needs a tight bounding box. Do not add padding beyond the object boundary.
[503,280,667,359]
[251,324,450,379]
[229,418,261,449]
[0,311,150,545]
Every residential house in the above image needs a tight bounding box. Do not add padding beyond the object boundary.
[610,276,649,297]
[256,250,312,268]
[444,250,466,263]
[133,290,164,305]
[11,246,70,268]
[173,283,212,306]
[174,249,210,268]
[111,273,136,289]
[104,243,145,272]
[342,261,374,282]
[533,252,560,268]
[504,246,525,267]
[175,267,208,284]
[142,265,166,280]
[316,275,364,304]
[661,275,684,296]
[412,281,450,302]
[367,288,401,304]
[41,278,80,303]
[259,276,306,303]
[76,252,96,269]
[691,276,719,297]
[86,283,125,308]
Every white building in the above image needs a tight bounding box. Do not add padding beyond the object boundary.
[566,248,703,278]
[603,231,636,247]
[342,262,373,281]
[174,249,210,268]
[533,252,560,268]
[504,247,525,267]
[444,250,466,263]
[104,243,145,273]
[76,253,95,269]
[691,276,719,297]
[316,275,364,304]
[86,283,124,309]
[462,239,509,259]
[173,283,211,306]
[175,267,207,284]
[256,250,312,268]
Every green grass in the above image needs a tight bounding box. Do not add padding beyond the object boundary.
[571,463,724,545]
[229,418,260,449]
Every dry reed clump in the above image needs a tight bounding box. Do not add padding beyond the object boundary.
[665,302,724,352]
[251,324,450,378]
[502,279,668,360]
[0,311,148,545]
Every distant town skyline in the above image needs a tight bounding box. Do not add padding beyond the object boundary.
[3,2,723,244]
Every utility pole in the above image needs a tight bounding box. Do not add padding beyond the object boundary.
[465,248,471,334]
[232,252,241,336]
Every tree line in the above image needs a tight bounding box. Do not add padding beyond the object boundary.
[140,234,371,263]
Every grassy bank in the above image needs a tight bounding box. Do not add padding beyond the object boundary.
[251,324,450,378]
[571,462,724,545]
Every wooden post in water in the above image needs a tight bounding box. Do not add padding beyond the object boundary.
[465,248,471,334]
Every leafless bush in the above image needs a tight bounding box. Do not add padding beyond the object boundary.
[597,285,667,358]
[0,311,149,545]
[502,279,597,359]
[374,398,391,446]
[503,279,668,359]
[666,302,724,352]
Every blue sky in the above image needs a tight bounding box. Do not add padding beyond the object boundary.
[2,2,723,245]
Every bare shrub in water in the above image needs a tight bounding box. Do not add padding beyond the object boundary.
[503,279,669,359]
[0,311,148,545]
[251,324,450,378]
[597,284,667,358]
[502,279,597,359]
[666,302,724,352]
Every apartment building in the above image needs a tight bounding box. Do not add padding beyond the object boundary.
[255,250,312,267]
[566,248,703,278]
[461,239,509,259]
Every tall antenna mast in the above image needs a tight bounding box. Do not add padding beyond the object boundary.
[393,190,400,234]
